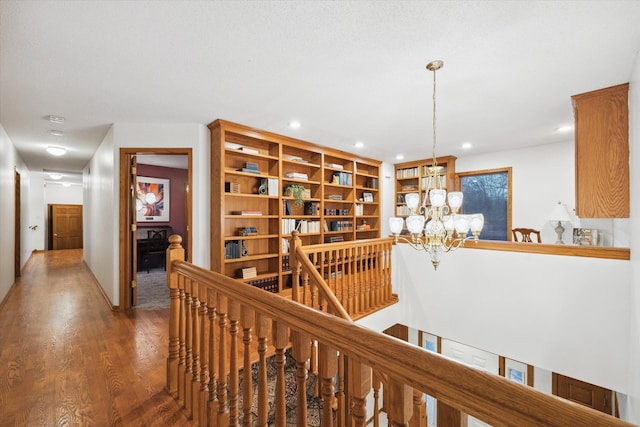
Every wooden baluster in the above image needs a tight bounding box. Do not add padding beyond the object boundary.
[272,321,289,427]
[311,340,319,397]
[291,331,311,426]
[357,246,365,315]
[339,247,347,308]
[319,343,338,427]
[166,235,184,398]
[184,278,193,418]
[409,387,427,427]
[349,359,371,427]
[197,295,209,426]
[228,300,240,426]
[373,243,381,308]
[290,231,301,303]
[372,371,381,427]
[348,246,355,315]
[177,275,187,406]
[207,289,219,425]
[255,313,271,427]
[191,281,201,420]
[337,353,346,427]
[386,242,393,302]
[365,245,373,312]
[216,294,229,425]
[241,306,254,427]
[387,377,412,427]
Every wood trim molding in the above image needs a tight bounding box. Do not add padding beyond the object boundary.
[461,240,630,260]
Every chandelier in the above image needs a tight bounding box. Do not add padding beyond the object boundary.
[388,60,484,270]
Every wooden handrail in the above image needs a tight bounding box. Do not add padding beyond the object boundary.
[291,232,398,320]
[165,235,632,427]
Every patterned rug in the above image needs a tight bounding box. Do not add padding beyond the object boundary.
[239,350,324,426]
[136,268,169,309]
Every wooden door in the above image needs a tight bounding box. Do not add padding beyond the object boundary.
[14,170,21,278]
[51,204,83,250]
[553,373,613,415]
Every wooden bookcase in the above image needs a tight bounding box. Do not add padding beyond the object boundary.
[393,156,456,223]
[209,119,382,295]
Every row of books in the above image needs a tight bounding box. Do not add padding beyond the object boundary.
[246,276,279,293]
[238,161,261,174]
[325,208,349,216]
[330,220,353,231]
[224,240,248,259]
[397,167,420,178]
[260,178,279,196]
[232,210,262,216]
[354,204,364,216]
[365,177,379,189]
[421,175,447,189]
[324,235,344,243]
[282,219,322,234]
[331,171,353,186]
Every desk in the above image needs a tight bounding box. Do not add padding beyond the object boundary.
[136,226,172,272]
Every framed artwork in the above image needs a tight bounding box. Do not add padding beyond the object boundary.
[136,176,170,222]
[362,192,374,202]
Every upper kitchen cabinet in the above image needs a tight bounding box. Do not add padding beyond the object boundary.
[572,83,629,218]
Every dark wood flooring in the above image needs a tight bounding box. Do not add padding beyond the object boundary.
[0,249,189,426]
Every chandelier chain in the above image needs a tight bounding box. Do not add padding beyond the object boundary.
[431,65,438,168]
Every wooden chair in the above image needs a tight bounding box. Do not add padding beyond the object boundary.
[512,228,541,243]
[143,229,168,272]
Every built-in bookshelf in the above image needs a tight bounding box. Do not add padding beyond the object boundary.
[394,156,456,221]
[209,119,382,295]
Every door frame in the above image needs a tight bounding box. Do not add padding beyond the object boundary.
[118,148,193,310]
[14,169,21,279]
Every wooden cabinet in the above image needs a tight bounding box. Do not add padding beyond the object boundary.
[572,83,629,218]
[209,119,381,295]
[393,156,456,220]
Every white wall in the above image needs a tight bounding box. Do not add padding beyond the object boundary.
[623,48,640,424]
[0,124,35,303]
[27,172,46,251]
[83,122,210,306]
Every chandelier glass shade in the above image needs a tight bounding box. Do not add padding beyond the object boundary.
[389,60,484,270]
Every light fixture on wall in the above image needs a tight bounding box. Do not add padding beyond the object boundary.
[388,60,484,270]
[548,201,572,244]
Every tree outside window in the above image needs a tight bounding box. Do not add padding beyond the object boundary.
[457,168,512,241]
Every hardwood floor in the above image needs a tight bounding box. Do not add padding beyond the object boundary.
[0,249,189,426]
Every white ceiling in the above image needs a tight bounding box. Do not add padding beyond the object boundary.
[2,1,640,173]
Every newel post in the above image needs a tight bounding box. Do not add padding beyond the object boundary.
[166,234,185,397]
[290,231,302,303]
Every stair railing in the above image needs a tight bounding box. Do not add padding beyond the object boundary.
[165,234,633,427]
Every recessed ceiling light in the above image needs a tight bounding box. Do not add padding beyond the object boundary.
[461,142,473,150]
[50,130,64,137]
[354,141,364,149]
[289,121,301,129]
[48,115,66,124]
[46,146,67,156]
[62,183,72,187]
[556,125,573,133]
[396,154,405,160]
[49,173,63,180]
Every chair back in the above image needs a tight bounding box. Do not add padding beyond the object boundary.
[512,228,541,243]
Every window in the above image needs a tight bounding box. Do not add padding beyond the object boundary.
[456,168,512,241]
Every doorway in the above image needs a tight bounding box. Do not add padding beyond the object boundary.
[118,148,192,310]
[49,204,83,250]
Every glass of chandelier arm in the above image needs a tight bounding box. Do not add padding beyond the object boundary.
[389,189,484,270]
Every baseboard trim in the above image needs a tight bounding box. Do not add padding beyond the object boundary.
[83,260,120,311]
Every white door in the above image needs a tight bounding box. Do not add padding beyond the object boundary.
[441,339,499,427]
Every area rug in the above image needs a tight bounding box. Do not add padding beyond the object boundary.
[238,350,325,426]
[136,268,169,309]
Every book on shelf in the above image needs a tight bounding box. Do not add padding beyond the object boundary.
[239,146,259,154]
[244,161,259,170]
[236,266,257,279]
[247,276,279,293]
[283,200,292,215]
[224,240,248,259]
[285,172,308,180]
[326,163,344,170]
[239,167,261,174]
[225,181,240,193]
[303,201,320,216]
[327,194,343,201]
[233,210,263,216]
[324,235,344,243]
[366,177,379,189]
[331,171,352,186]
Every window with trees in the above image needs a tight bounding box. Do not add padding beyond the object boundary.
[456,168,512,241]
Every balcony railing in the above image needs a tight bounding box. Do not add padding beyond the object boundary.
[164,234,632,426]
